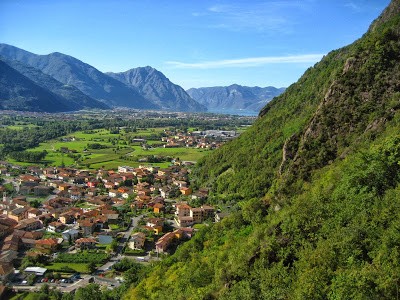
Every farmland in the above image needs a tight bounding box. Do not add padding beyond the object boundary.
[0,110,255,170]
[24,128,210,169]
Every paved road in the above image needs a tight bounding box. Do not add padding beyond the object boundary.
[98,214,144,271]
[115,215,143,254]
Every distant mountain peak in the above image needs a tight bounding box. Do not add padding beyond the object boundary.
[187,84,285,114]
[107,67,206,112]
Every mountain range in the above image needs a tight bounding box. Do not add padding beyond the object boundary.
[187,84,286,114]
[0,44,207,112]
[0,44,286,114]
[124,1,400,299]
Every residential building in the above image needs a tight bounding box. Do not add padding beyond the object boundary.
[75,238,97,249]
[128,232,146,250]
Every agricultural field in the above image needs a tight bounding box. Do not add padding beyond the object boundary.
[24,128,211,170]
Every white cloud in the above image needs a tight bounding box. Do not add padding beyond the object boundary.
[199,1,313,33]
[165,54,324,69]
[344,2,361,12]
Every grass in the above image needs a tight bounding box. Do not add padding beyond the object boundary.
[193,223,208,229]
[10,127,215,169]
[45,262,90,273]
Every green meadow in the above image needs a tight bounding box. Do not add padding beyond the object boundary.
[24,128,211,170]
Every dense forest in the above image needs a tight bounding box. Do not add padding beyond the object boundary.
[120,1,400,299]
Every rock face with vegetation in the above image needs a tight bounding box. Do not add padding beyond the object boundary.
[123,1,400,299]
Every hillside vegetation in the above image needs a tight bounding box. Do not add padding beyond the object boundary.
[124,1,400,299]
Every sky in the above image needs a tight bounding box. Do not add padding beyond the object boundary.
[0,0,391,90]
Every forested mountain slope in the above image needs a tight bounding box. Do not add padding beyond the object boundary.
[124,1,400,299]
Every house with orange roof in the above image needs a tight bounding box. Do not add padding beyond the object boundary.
[15,218,43,231]
[35,238,60,253]
[179,187,192,196]
[175,203,191,217]
[78,219,96,236]
[153,203,165,214]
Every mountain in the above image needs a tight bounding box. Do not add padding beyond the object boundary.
[0,59,74,112]
[107,66,206,112]
[0,44,154,109]
[187,84,285,114]
[0,44,206,112]
[1,56,109,110]
[124,1,400,299]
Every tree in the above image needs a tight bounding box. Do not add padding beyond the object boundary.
[88,261,97,274]
[27,274,36,285]
[40,283,50,295]
[74,283,102,300]
[61,293,73,300]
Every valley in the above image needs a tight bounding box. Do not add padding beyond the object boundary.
[0,0,399,299]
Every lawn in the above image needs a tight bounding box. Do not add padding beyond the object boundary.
[45,262,90,273]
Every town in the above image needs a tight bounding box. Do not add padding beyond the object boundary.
[0,160,227,295]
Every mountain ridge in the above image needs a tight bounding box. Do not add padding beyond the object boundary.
[1,55,109,110]
[0,44,209,112]
[0,59,75,112]
[187,84,285,114]
[107,66,206,112]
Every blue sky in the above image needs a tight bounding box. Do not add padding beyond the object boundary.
[0,0,391,89]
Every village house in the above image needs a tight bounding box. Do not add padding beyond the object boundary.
[2,234,20,252]
[35,238,60,253]
[146,218,164,235]
[34,185,51,196]
[155,228,194,253]
[153,203,165,214]
[47,221,66,233]
[175,203,191,217]
[59,211,75,224]
[75,237,97,250]
[58,183,71,192]
[128,232,146,250]
[8,207,28,221]
[27,207,42,218]
[14,218,43,231]
[180,187,192,196]
[175,216,194,227]
[108,189,119,198]
[62,228,79,241]
[78,219,96,236]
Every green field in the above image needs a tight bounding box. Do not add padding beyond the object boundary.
[45,262,90,273]
[23,128,212,169]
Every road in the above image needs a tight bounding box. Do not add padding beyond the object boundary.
[115,215,143,254]
[98,214,144,272]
